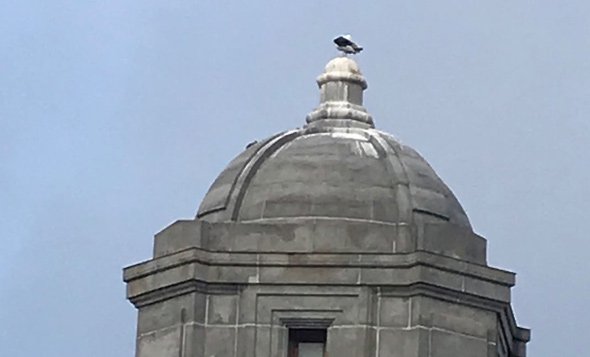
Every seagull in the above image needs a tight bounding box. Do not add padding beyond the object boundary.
[333,35,363,55]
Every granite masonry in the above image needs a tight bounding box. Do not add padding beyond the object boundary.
[123,56,530,357]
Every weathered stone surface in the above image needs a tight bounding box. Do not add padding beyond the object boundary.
[204,326,236,356]
[207,294,238,325]
[136,326,181,357]
[137,292,205,334]
[377,328,429,357]
[328,327,373,356]
[236,326,256,357]
[196,127,472,229]
[429,329,488,357]
[153,220,203,257]
[410,296,495,338]
[418,223,487,264]
[379,297,410,328]
[152,219,489,264]
[125,239,527,356]
[124,55,529,357]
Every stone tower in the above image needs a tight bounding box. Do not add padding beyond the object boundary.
[124,55,530,357]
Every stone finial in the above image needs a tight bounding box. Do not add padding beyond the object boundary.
[306,56,374,128]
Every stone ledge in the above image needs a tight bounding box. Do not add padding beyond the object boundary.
[124,250,514,308]
[125,248,513,286]
[151,219,487,264]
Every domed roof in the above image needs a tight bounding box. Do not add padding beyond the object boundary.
[197,56,471,228]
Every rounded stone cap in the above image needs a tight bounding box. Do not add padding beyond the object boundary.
[325,57,361,74]
[197,126,471,229]
[317,57,367,89]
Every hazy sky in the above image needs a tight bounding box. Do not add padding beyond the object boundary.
[1,1,589,356]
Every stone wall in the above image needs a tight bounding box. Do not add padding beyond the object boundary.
[124,219,529,357]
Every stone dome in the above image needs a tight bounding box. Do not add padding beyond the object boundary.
[197,57,471,229]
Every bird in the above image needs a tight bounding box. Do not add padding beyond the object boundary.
[333,35,363,55]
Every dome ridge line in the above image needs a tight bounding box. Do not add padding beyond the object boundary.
[196,133,282,218]
[230,130,302,221]
[366,131,415,225]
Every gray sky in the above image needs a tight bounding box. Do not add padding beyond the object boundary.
[1,1,588,356]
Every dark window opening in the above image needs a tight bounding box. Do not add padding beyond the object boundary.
[288,329,327,357]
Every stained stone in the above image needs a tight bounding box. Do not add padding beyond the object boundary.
[124,55,530,357]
